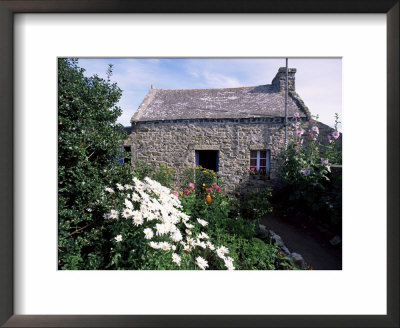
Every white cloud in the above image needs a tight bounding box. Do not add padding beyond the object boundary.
[202,71,242,88]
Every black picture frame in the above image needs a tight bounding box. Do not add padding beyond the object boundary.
[0,1,398,327]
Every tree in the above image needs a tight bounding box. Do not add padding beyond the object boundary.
[58,58,131,269]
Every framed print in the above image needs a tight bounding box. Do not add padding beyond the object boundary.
[0,1,398,327]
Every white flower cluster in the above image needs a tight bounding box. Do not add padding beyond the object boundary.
[103,177,235,270]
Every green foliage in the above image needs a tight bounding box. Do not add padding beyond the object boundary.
[132,160,154,180]
[58,58,133,269]
[183,166,218,195]
[238,189,273,223]
[208,229,292,270]
[275,114,342,232]
[133,161,175,188]
[178,172,293,270]
[152,163,175,188]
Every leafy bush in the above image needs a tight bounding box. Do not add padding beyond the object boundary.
[58,58,133,269]
[238,189,273,223]
[183,166,219,194]
[133,161,174,188]
[274,113,342,232]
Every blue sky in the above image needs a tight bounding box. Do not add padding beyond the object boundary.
[78,58,342,129]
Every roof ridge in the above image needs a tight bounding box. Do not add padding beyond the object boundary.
[154,84,269,92]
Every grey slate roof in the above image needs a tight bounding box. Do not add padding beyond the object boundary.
[132,82,310,123]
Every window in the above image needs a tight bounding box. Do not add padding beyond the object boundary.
[195,150,219,172]
[116,145,131,164]
[123,146,131,164]
[250,150,270,175]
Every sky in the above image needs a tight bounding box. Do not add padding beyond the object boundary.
[77,58,342,130]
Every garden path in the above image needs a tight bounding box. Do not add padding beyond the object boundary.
[261,215,342,270]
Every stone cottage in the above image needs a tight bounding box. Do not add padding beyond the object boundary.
[128,67,334,192]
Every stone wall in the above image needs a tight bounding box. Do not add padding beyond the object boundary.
[129,118,338,193]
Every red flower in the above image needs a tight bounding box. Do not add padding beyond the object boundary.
[184,189,190,195]
[216,186,221,192]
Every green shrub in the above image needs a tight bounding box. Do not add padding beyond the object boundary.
[210,230,292,270]
[183,166,219,195]
[133,161,174,188]
[274,114,342,232]
[238,189,273,223]
[58,58,133,269]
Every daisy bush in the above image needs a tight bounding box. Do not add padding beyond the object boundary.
[102,177,237,270]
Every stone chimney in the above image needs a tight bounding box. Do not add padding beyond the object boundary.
[272,67,296,92]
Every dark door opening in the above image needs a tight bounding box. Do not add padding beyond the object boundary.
[195,150,219,172]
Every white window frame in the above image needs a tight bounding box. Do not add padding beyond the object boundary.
[250,150,270,172]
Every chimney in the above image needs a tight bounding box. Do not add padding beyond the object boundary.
[272,67,296,92]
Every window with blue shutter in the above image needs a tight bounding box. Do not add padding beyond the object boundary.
[195,150,219,172]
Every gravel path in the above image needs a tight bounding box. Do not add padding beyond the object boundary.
[261,215,342,270]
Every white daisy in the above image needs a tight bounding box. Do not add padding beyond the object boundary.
[206,241,215,250]
[171,230,183,242]
[133,215,144,226]
[198,232,209,239]
[132,210,142,221]
[224,257,235,270]
[172,253,181,266]
[196,256,209,270]
[131,193,140,202]
[187,237,194,246]
[124,184,133,190]
[225,261,235,271]
[105,187,114,194]
[156,223,168,236]
[149,241,159,249]
[135,184,144,192]
[143,228,154,240]
[216,245,229,258]
[197,218,208,227]
[144,211,156,221]
[114,234,122,242]
[160,242,171,251]
[124,198,133,209]
[109,209,119,219]
[122,208,133,219]
[196,240,207,249]
[116,183,124,191]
